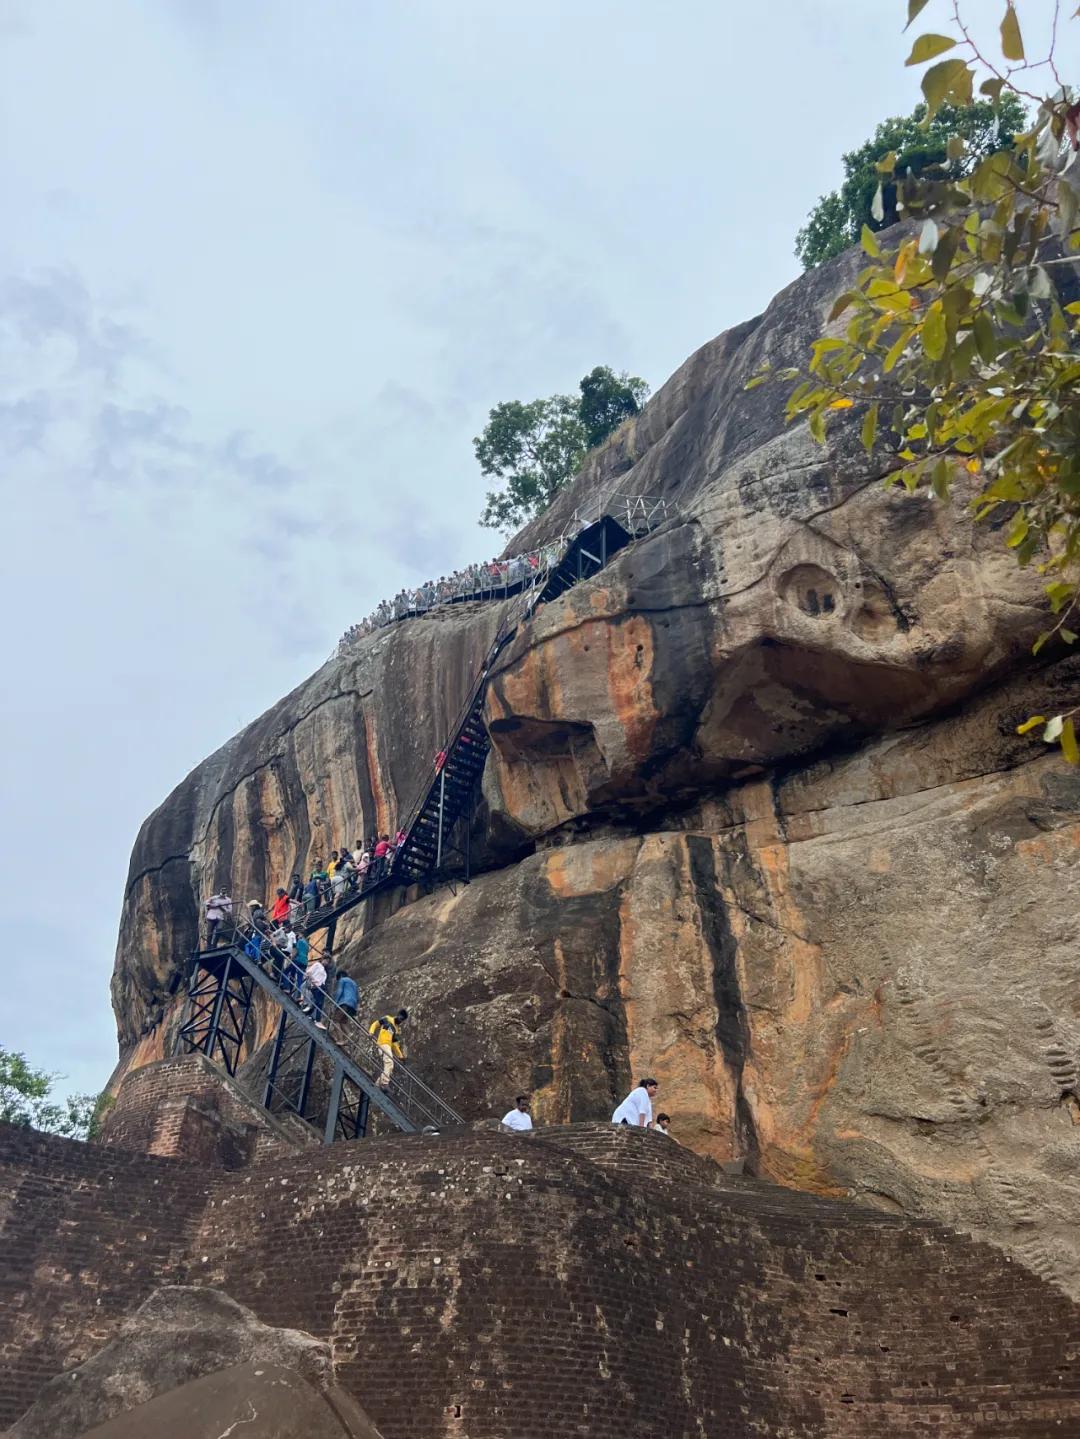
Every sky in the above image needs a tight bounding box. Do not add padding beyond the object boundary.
[0,0,977,1098]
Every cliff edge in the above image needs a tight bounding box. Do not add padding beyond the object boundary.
[110,249,1080,1296]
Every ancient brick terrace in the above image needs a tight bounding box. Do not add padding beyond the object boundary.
[3,1063,1080,1439]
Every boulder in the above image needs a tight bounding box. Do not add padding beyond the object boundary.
[8,1287,332,1439]
[76,1365,381,1439]
[105,244,1080,1300]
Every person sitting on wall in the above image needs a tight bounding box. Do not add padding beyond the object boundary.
[204,891,232,949]
[369,1009,408,1090]
[611,1078,658,1128]
[501,1095,533,1132]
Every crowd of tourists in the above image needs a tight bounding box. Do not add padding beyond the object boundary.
[337,541,565,651]
[204,876,679,1126]
[203,886,409,1091]
[205,839,408,950]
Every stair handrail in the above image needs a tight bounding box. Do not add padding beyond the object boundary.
[387,571,543,870]
[201,919,464,1132]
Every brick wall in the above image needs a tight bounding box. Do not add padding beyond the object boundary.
[100,1053,315,1168]
[0,1123,209,1430]
[190,1125,1080,1439]
[4,1117,1080,1437]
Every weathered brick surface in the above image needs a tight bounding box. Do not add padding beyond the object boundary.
[100,1053,313,1168]
[0,1124,210,1430]
[4,1118,1080,1436]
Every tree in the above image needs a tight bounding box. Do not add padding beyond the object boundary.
[476,366,649,531]
[759,1,1080,762]
[0,1046,101,1140]
[796,94,1027,269]
[578,366,650,450]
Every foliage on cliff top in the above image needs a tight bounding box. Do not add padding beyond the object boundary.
[476,365,649,532]
[796,94,1027,269]
[757,0,1080,762]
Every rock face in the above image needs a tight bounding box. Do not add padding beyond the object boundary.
[8,1287,334,1439]
[78,1365,382,1439]
[109,248,1080,1296]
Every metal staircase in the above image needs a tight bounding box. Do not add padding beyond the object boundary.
[177,497,674,1144]
[179,924,462,1141]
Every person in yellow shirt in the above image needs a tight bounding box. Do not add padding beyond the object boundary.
[369,1009,408,1090]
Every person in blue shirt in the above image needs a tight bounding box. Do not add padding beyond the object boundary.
[335,971,359,1022]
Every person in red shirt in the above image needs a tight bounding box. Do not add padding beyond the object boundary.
[270,888,290,925]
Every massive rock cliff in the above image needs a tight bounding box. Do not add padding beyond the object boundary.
[111,253,1080,1295]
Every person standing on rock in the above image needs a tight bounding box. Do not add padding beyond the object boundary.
[611,1078,658,1128]
[501,1096,533,1131]
[204,892,232,949]
[369,1010,408,1090]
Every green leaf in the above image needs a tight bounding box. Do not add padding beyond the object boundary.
[861,224,881,258]
[1062,629,1079,645]
[980,77,1004,103]
[922,301,948,361]
[883,329,911,372]
[827,291,858,321]
[906,0,932,26]
[973,311,997,363]
[744,375,770,390]
[1016,715,1047,735]
[905,33,957,65]
[921,58,971,118]
[946,134,966,162]
[1006,512,1030,548]
[930,456,951,499]
[861,402,879,454]
[875,151,898,175]
[1000,3,1024,62]
[1062,718,1080,765]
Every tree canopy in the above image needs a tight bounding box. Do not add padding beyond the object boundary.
[796,94,1027,269]
[759,0,1080,762]
[476,366,649,532]
[0,1046,101,1140]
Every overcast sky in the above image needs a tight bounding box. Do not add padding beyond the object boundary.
[1,1,986,1097]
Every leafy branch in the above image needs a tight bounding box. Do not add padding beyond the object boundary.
[758,0,1080,761]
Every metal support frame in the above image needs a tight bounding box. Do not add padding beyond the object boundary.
[435,768,446,869]
[263,1006,318,1121]
[177,950,256,1077]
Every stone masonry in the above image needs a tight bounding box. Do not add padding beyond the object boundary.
[3,1115,1080,1437]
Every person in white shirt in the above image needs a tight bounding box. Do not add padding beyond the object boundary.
[611,1078,658,1128]
[501,1095,533,1131]
[654,1112,675,1139]
[204,892,232,949]
[301,957,328,1029]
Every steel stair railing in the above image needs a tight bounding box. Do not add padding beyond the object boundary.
[185,917,464,1136]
